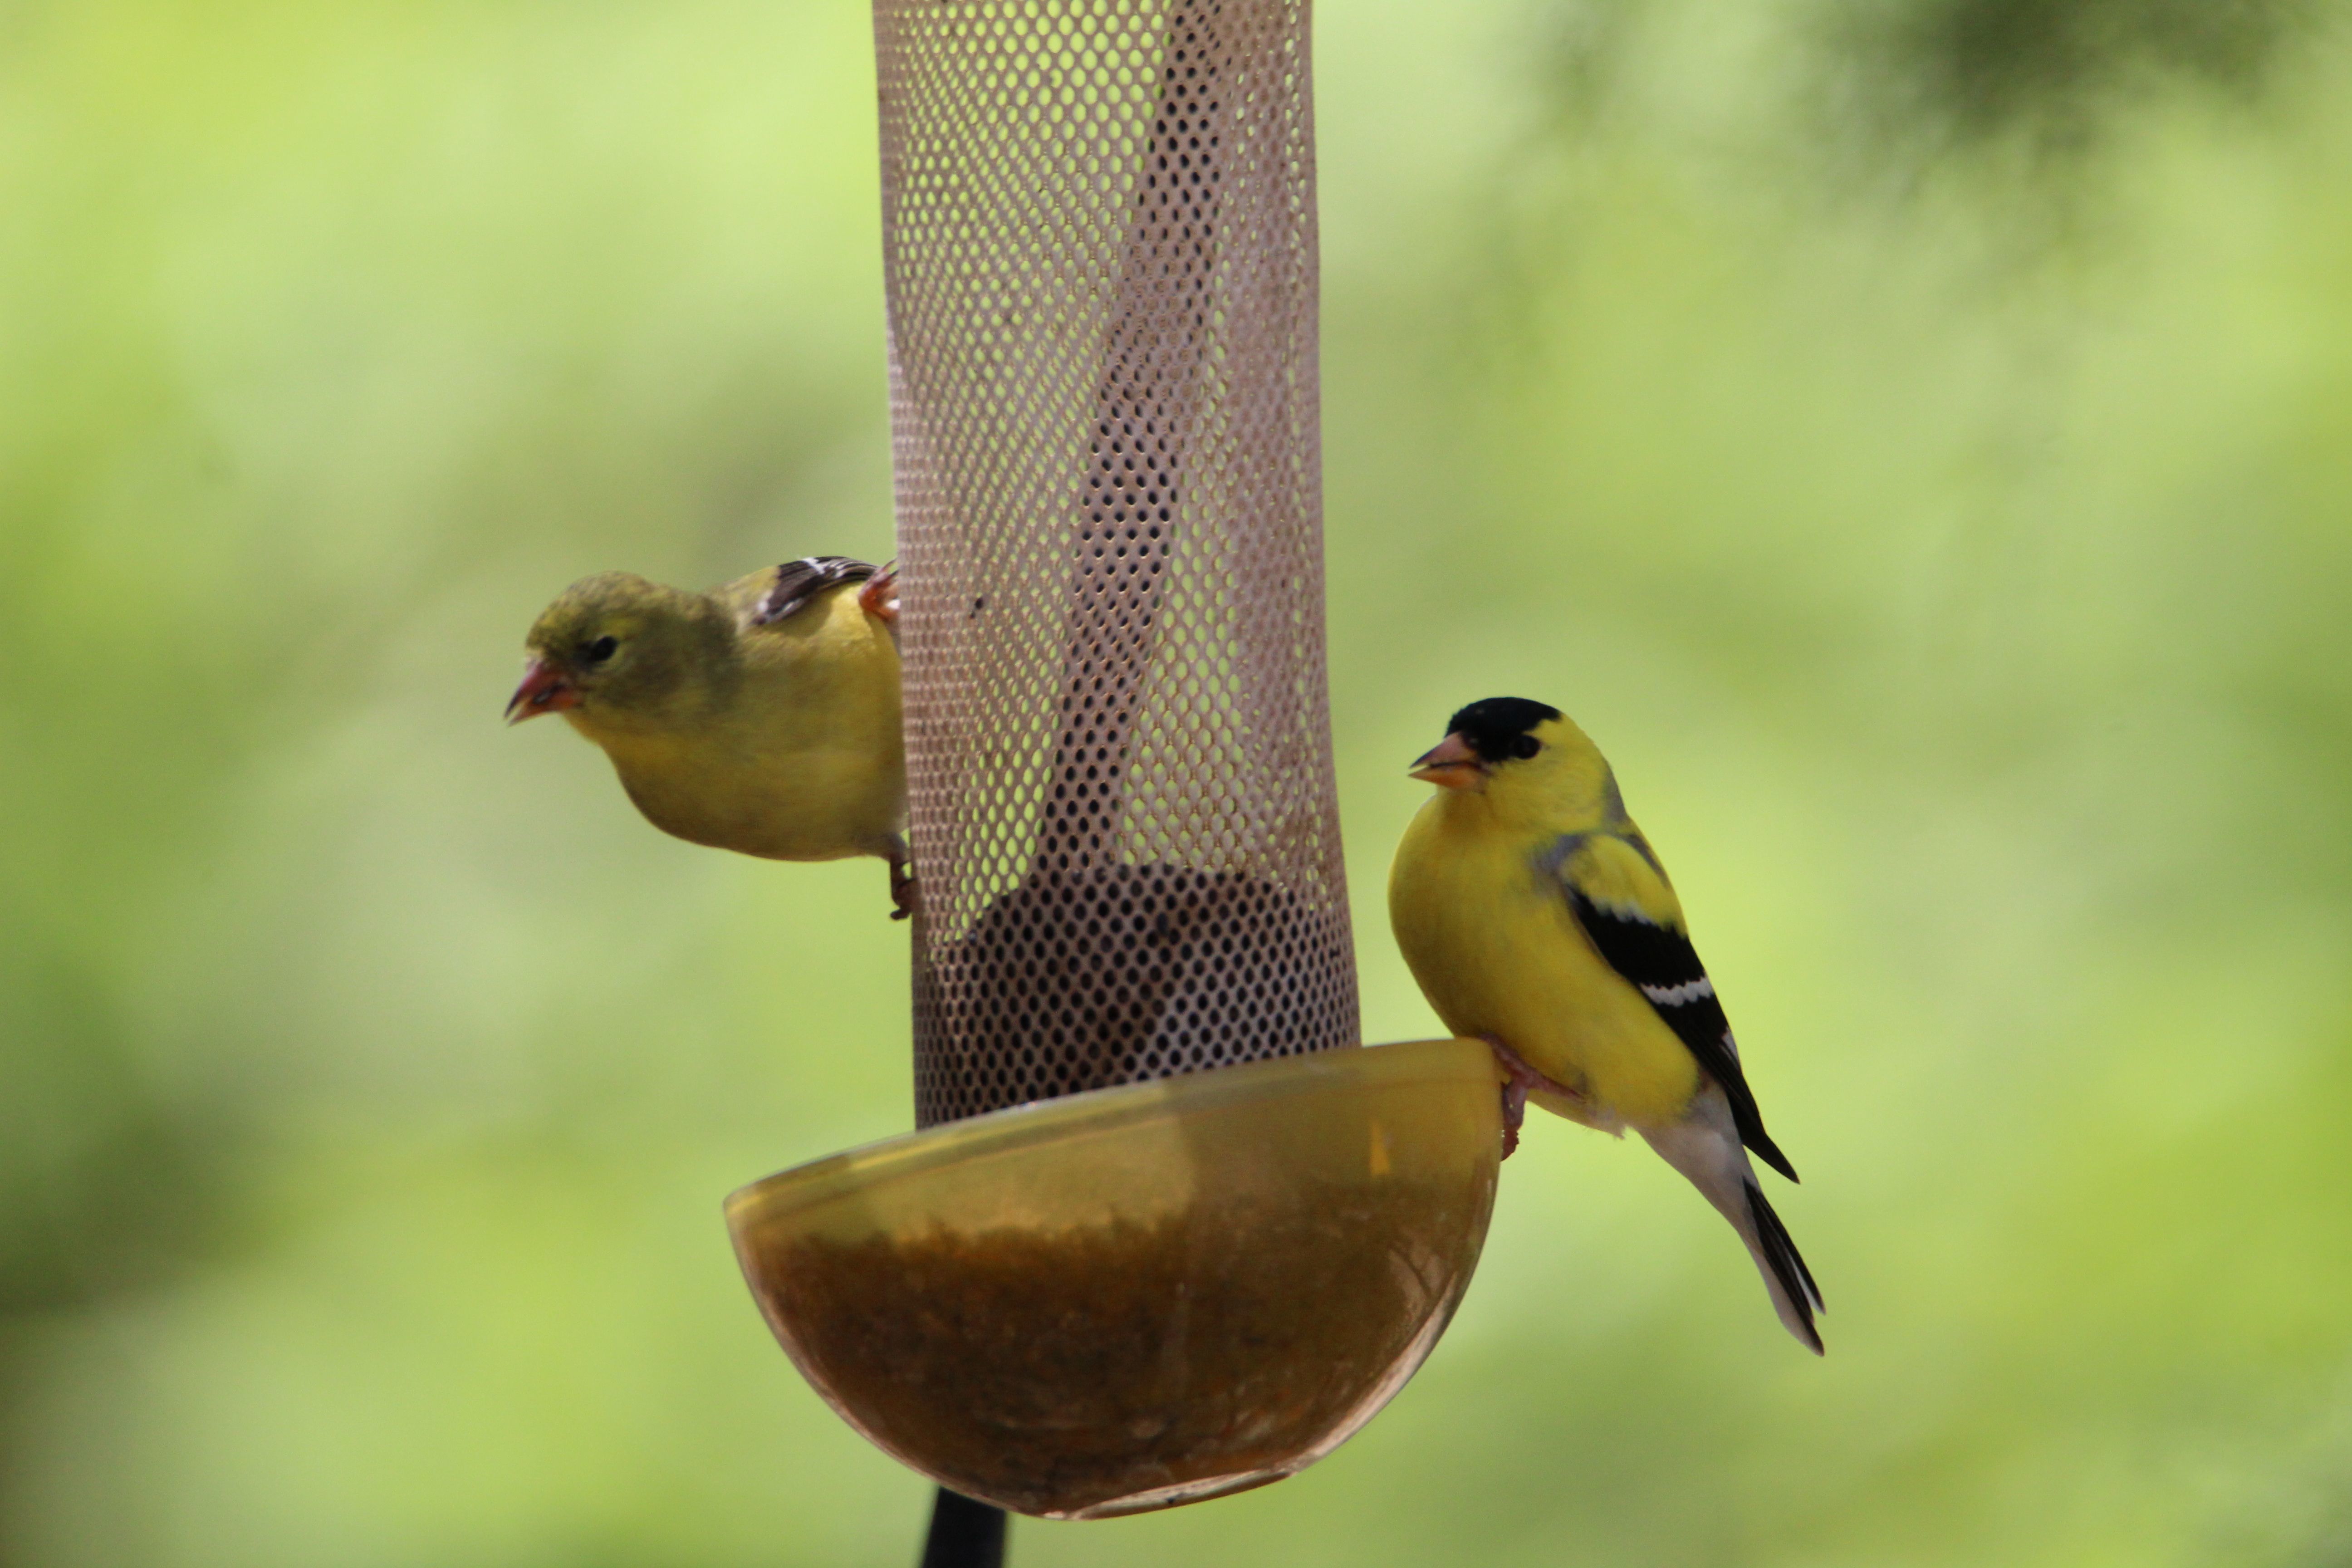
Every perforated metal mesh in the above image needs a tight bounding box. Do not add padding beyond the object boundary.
[874,0,1355,1127]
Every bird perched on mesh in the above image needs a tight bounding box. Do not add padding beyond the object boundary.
[1387,697,1823,1352]
[508,556,912,918]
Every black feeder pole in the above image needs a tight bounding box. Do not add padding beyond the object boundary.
[921,1490,1007,1568]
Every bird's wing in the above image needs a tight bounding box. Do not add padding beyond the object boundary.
[1551,832,1799,1181]
[747,556,882,627]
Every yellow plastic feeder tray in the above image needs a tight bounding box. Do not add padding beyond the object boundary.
[726,1039,1501,1520]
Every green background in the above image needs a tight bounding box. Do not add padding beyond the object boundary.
[5,0,2349,1563]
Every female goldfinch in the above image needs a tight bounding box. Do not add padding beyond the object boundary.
[1388,697,1823,1352]
[507,557,912,918]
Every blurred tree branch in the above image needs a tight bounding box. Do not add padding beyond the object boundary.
[1524,0,2335,167]
[1823,0,2327,163]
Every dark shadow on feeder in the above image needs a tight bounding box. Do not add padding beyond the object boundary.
[914,862,1357,1125]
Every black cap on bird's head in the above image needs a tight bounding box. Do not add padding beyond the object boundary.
[1410,696,1565,788]
[1446,698,1564,760]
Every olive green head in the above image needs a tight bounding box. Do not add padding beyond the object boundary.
[507,571,735,732]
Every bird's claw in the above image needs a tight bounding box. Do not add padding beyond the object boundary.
[1481,1034,1580,1162]
[889,853,916,922]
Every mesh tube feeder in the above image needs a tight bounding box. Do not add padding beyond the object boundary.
[725,0,1501,1523]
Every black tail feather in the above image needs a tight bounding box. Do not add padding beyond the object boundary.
[1746,1179,1824,1354]
[1746,1124,1799,1184]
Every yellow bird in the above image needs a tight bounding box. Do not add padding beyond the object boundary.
[507,557,912,918]
[1388,697,1823,1352]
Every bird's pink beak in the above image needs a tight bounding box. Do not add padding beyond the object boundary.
[1409,732,1484,789]
[505,658,580,724]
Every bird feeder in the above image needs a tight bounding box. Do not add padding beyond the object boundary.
[727,0,1500,1524]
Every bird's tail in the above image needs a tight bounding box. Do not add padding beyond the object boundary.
[1639,1087,1825,1354]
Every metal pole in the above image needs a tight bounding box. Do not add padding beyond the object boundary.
[919,1488,1006,1568]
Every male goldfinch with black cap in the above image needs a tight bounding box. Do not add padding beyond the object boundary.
[507,557,912,918]
[1388,697,1824,1352]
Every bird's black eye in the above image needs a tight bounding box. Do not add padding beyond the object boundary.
[1509,734,1542,760]
[585,635,619,663]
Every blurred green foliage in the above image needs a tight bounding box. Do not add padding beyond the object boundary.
[4,0,2350,1563]
[1833,0,2316,150]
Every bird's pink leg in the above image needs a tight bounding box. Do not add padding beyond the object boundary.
[1479,1035,1583,1161]
[1499,1076,1529,1160]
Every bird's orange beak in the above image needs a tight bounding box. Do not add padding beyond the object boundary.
[1409,732,1484,789]
[505,658,580,724]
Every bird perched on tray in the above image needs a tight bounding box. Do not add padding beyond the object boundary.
[507,556,913,918]
[1387,697,1823,1352]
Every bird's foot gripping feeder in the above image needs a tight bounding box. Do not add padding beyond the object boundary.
[728,1039,1498,1519]
[727,0,1499,1526]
